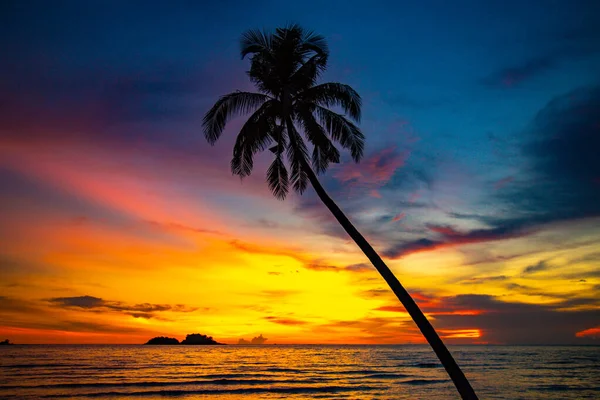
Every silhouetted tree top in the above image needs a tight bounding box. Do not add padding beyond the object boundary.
[145,336,180,345]
[181,333,224,345]
[202,23,363,200]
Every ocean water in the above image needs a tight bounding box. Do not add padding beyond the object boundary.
[1,345,598,399]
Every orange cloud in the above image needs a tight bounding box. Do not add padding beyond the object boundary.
[0,141,224,228]
[264,316,308,326]
[576,327,600,338]
[392,212,406,222]
[426,224,461,236]
[334,147,409,189]
[439,329,481,339]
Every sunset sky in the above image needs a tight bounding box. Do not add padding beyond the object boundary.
[1,0,599,345]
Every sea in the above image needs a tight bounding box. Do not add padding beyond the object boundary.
[1,345,599,399]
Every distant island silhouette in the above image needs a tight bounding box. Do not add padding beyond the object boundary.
[0,339,13,345]
[238,334,267,345]
[145,336,180,345]
[145,333,224,345]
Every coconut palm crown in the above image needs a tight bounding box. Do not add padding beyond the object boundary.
[203,24,364,198]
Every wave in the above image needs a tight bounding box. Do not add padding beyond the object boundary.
[0,377,331,390]
[0,364,76,369]
[537,385,600,392]
[412,362,442,368]
[362,373,411,379]
[401,379,448,385]
[264,367,302,373]
[328,369,385,375]
[39,385,380,398]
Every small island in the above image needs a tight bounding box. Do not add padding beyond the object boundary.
[0,339,13,345]
[145,336,180,345]
[145,333,224,345]
[181,333,224,345]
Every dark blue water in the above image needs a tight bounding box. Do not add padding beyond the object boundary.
[1,345,599,399]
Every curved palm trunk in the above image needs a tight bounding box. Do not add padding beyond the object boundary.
[303,163,478,400]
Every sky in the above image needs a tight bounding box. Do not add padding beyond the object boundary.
[1,0,599,345]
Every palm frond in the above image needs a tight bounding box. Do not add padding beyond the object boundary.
[280,25,328,57]
[300,30,329,57]
[203,91,271,145]
[274,23,304,43]
[266,155,289,200]
[299,83,362,122]
[240,28,272,59]
[285,118,309,194]
[231,100,279,177]
[288,53,328,94]
[247,53,280,96]
[314,105,364,162]
[268,124,287,154]
[295,107,340,174]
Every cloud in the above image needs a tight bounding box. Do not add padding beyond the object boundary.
[257,290,302,300]
[490,86,600,227]
[238,334,268,344]
[462,275,509,285]
[343,263,372,273]
[494,176,514,190]
[230,239,370,274]
[392,212,406,222]
[384,86,600,259]
[481,54,557,88]
[383,224,527,259]
[303,263,340,272]
[0,168,141,241]
[430,294,600,344]
[0,296,44,314]
[375,292,484,316]
[228,240,306,264]
[522,260,550,275]
[311,316,420,343]
[50,296,104,309]
[145,220,224,237]
[576,327,600,339]
[0,296,155,335]
[3,318,149,335]
[426,224,461,236]
[373,292,600,344]
[47,295,198,319]
[255,218,280,229]
[481,32,600,88]
[0,24,250,140]
[304,262,372,273]
[0,70,201,138]
[264,316,308,326]
[333,146,410,192]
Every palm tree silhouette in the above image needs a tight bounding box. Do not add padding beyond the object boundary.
[203,24,478,400]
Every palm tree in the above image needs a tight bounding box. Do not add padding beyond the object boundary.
[203,24,478,400]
